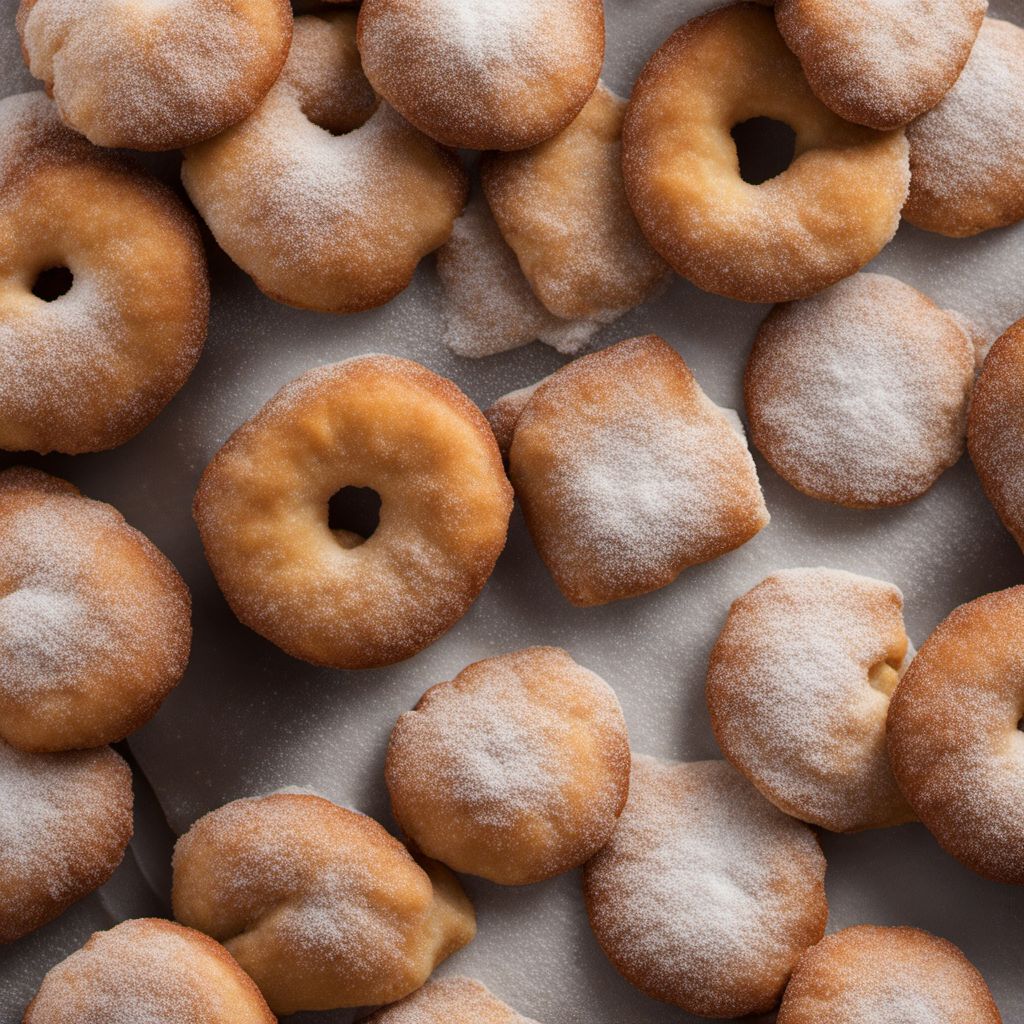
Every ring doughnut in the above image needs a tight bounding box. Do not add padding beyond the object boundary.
[774,0,986,130]
[969,317,1024,551]
[172,792,476,1015]
[622,3,910,303]
[24,918,275,1023]
[744,273,976,508]
[182,12,467,314]
[903,18,1024,237]
[0,467,191,754]
[887,585,1024,883]
[0,739,132,943]
[356,0,604,151]
[777,925,1002,1024]
[386,646,630,885]
[17,0,292,150]
[0,93,208,455]
[583,756,828,1018]
[706,567,913,832]
[362,976,538,1024]
[193,355,513,669]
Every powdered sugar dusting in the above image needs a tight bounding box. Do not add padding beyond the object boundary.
[364,976,540,1024]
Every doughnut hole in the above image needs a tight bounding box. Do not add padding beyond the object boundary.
[31,265,73,301]
[730,117,796,185]
[868,631,909,696]
[328,486,382,548]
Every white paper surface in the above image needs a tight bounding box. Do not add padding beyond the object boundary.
[2,1,1024,1021]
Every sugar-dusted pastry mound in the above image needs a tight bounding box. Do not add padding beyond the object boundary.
[745,274,976,509]
[0,92,208,455]
[707,568,913,832]
[622,3,909,303]
[386,646,630,885]
[24,918,276,1023]
[356,0,604,151]
[0,467,191,753]
[172,792,476,1015]
[17,0,292,151]
[482,84,667,322]
[904,18,1024,237]
[182,11,466,314]
[194,356,512,669]
[509,335,769,607]
[485,382,541,457]
[777,925,1003,1024]
[775,0,987,130]
[0,740,131,944]
[969,318,1024,550]
[888,586,1024,883]
[583,757,828,1018]
[362,976,540,1023]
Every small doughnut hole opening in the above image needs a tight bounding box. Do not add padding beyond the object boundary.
[31,266,73,301]
[731,118,797,185]
[328,486,382,547]
[868,658,901,696]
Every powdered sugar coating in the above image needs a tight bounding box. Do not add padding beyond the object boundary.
[745,273,976,508]
[775,0,987,129]
[510,336,769,606]
[707,567,913,832]
[904,17,1024,237]
[17,0,292,150]
[386,646,630,885]
[0,739,132,943]
[583,757,828,1018]
[485,382,542,456]
[362,976,540,1024]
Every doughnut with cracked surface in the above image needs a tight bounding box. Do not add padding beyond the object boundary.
[182,11,467,313]
[356,0,604,151]
[386,646,630,885]
[707,567,913,832]
[172,792,476,1015]
[17,0,292,150]
[509,335,769,606]
[777,925,1002,1024]
[744,273,976,508]
[0,92,208,455]
[0,739,132,944]
[583,756,828,1018]
[361,976,540,1024]
[193,356,512,669]
[0,467,191,754]
[24,918,276,1023]
[622,3,909,303]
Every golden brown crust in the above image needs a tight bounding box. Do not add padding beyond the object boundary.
[622,3,909,303]
[887,586,1024,883]
[360,976,538,1023]
[194,355,512,669]
[968,317,1024,551]
[172,793,476,1015]
[356,0,604,151]
[0,466,192,753]
[777,925,1002,1023]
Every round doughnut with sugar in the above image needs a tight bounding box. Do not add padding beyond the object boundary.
[0,467,191,754]
[17,0,292,150]
[622,2,910,303]
[774,0,987,130]
[386,646,630,885]
[508,335,769,607]
[744,273,976,509]
[887,585,1024,883]
[0,92,208,455]
[903,17,1024,237]
[24,918,276,1023]
[583,756,828,1018]
[777,925,1002,1024]
[969,317,1024,551]
[193,355,512,669]
[182,11,467,314]
[481,83,667,322]
[172,792,476,1015]
[0,739,132,944]
[361,976,540,1024]
[356,0,604,151]
[706,567,914,832]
